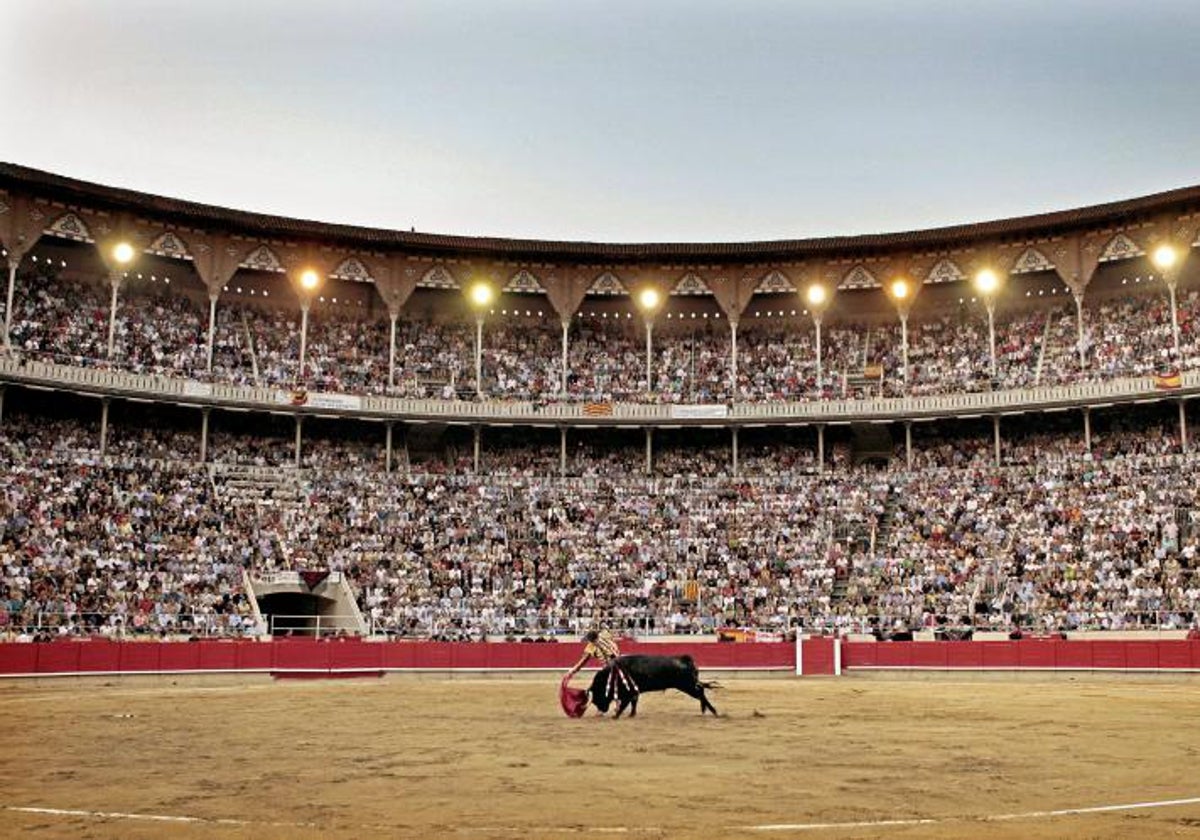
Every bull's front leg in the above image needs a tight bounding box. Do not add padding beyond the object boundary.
[614,695,630,718]
[629,695,638,718]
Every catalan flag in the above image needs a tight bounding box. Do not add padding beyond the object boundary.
[583,402,613,417]
[1154,371,1182,390]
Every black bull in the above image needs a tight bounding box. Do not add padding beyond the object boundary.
[588,654,719,718]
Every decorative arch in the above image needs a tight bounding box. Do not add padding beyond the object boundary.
[331,256,373,282]
[419,264,460,289]
[504,268,545,294]
[44,212,93,243]
[239,244,286,273]
[587,271,627,296]
[1098,232,1144,263]
[672,272,711,296]
[1011,247,1055,274]
[925,258,964,284]
[146,231,193,261]
[755,270,795,294]
[839,264,879,290]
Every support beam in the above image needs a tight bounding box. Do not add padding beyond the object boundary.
[385,422,394,473]
[813,317,823,393]
[731,426,740,476]
[644,322,654,393]
[199,407,210,463]
[729,319,739,397]
[1083,407,1092,453]
[298,304,310,383]
[1181,400,1189,454]
[473,425,481,474]
[294,415,303,469]
[1168,282,1181,360]
[106,279,121,359]
[4,262,16,350]
[206,295,218,372]
[905,421,912,470]
[475,316,485,397]
[817,425,825,475]
[559,426,567,477]
[99,398,110,458]
[1073,291,1085,368]
[644,427,653,476]
[993,415,1001,467]
[561,320,570,397]
[899,314,909,387]
[388,314,398,389]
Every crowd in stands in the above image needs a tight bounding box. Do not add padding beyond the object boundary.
[6,265,1200,404]
[2,405,1197,640]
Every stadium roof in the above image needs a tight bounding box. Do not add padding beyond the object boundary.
[3,161,1200,264]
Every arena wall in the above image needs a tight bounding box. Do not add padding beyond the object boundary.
[2,638,1199,679]
[0,639,795,678]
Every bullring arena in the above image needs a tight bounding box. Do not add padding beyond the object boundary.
[4,161,1200,840]
[2,671,1200,839]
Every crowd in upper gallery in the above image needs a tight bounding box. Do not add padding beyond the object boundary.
[0,252,1195,405]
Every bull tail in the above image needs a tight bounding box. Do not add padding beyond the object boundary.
[680,655,720,691]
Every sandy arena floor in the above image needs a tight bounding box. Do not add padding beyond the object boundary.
[1,674,1199,839]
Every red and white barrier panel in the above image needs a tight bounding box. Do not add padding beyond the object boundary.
[0,639,796,678]
[841,639,1200,672]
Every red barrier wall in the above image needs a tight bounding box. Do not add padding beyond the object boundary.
[842,639,1200,671]
[0,639,795,677]
[2,639,1198,678]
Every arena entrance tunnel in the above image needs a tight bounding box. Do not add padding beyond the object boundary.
[248,572,367,637]
[256,592,337,637]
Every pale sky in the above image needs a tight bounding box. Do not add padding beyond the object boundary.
[3,0,1199,243]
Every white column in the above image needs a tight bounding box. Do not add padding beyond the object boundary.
[106,278,121,359]
[298,304,310,382]
[1083,407,1092,453]
[561,320,570,397]
[199,408,209,463]
[986,302,997,376]
[475,316,484,397]
[731,426,739,476]
[388,314,398,389]
[1073,291,1085,367]
[473,425,481,473]
[99,399,110,457]
[559,426,567,477]
[729,319,739,396]
[899,313,909,387]
[817,425,825,474]
[645,321,654,392]
[905,421,912,470]
[205,295,218,372]
[644,427,653,476]
[3,262,16,349]
[385,422,394,473]
[1180,400,1189,453]
[993,415,1001,467]
[814,316,823,392]
[1168,282,1181,360]
[294,415,303,468]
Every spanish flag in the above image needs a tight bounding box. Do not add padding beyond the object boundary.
[1154,371,1182,390]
